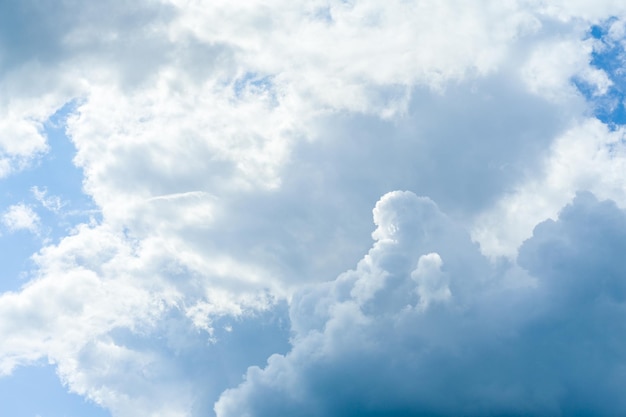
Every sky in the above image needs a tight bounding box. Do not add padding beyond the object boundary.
[3,1,626,416]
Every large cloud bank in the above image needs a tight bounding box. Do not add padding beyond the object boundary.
[2,1,626,416]
[217,191,626,416]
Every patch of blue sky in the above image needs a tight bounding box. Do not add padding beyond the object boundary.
[309,5,332,23]
[0,102,98,292]
[0,362,110,417]
[576,19,626,127]
[233,72,278,105]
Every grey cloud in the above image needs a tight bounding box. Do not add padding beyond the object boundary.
[518,191,626,305]
[2,2,625,416]
[70,305,291,417]
[0,0,176,76]
[199,73,576,291]
[215,190,626,417]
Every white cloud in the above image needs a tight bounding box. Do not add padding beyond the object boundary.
[2,204,40,234]
[0,218,290,416]
[412,252,452,311]
[473,119,626,258]
[530,0,626,22]
[0,60,85,177]
[167,0,542,113]
[521,37,611,101]
[2,1,626,417]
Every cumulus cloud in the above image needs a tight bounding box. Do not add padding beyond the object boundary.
[473,118,626,258]
[2,1,626,417]
[216,190,626,417]
[0,221,290,416]
[2,204,40,234]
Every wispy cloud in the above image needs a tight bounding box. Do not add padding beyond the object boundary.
[31,186,65,213]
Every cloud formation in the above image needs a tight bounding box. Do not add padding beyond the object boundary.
[2,204,40,234]
[216,191,626,417]
[2,1,626,417]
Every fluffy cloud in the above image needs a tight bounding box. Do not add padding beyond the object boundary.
[473,118,626,258]
[0,221,290,416]
[2,1,626,417]
[2,203,40,234]
[216,190,626,417]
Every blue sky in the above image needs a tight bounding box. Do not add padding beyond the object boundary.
[0,103,96,292]
[3,2,626,417]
